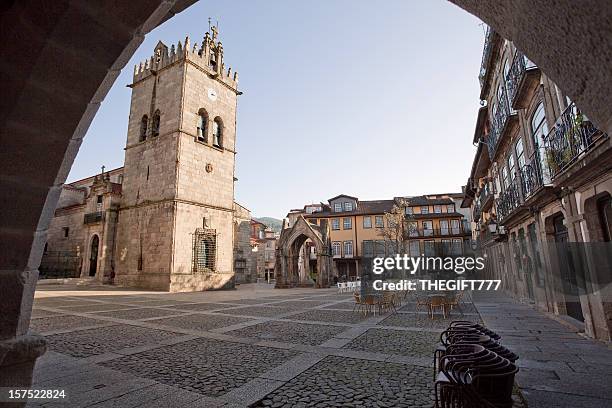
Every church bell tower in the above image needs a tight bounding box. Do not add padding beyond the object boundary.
[115,26,241,292]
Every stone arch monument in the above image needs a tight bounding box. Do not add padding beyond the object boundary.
[275,216,333,289]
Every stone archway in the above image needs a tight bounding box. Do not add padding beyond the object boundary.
[88,234,100,277]
[275,216,333,289]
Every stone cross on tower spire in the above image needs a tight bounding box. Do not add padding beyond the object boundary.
[211,20,219,42]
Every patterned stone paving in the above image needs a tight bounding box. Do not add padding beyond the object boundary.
[100,338,300,397]
[288,309,369,324]
[273,300,333,308]
[29,315,107,333]
[322,301,358,311]
[228,320,346,345]
[119,299,184,306]
[34,297,98,307]
[220,298,273,305]
[217,306,298,318]
[165,302,232,311]
[30,309,63,319]
[149,313,255,331]
[44,324,181,357]
[92,307,185,320]
[55,303,136,312]
[254,356,434,407]
[28,287,551,407]
[398,301,478,314]
[344,328,440,357]
[380,312,482,329]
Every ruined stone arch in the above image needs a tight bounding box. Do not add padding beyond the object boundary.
[275,216,333,289]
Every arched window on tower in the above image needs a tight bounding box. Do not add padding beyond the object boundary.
[212,117,223,148]
[197,109,208,143]
[210,48,217,71]
[140,115,148,142]
[152,110,160,137]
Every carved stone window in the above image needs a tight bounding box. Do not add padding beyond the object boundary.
[212,117,223,148]
[197,109,208,142]
[192,228,217,273]
[152,110,160,137]
[140,115,148,141]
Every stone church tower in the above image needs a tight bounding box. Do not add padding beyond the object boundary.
[114,28,240,291]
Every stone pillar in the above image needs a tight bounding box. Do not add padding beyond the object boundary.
[0,271,47,393]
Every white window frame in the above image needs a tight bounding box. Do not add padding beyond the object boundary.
[375,216,384,228]
[421,206,429,214]
[331,218,340,230]
[344,202,353,212]
[332,241,341,257]
[451,219,461,235]
[334,203,342,213]
[363,216,372,229]
[423,220,433,236]
[440,220,449,235]
[343,241,353,258]
[343,217,352,230]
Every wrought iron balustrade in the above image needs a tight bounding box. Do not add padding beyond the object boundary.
[519,150,545,200]
[543,102,608,180]
[473,201,482,222]
[478,182,494,206]
[495,178,522,222]
[408,226,467,238]
[84,211,104,224]
[506,51,537,106]
[479,26,494,88]
[487,86,513,158]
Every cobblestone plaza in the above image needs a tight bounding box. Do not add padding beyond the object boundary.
[25,283,612,407]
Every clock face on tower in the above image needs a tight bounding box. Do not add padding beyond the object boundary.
[207,88,218,101]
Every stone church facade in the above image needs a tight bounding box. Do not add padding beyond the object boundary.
[41,29,248,292]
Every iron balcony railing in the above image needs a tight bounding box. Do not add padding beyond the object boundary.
[495,151,548,223]
[479,182,495,206]
[506,51,537,106]
[543,102,608,180]
[407,226,467,238]
[473,201,482,222]
[472,182,494,222]
[487,86,514,159]
[84,211,104,224]
[519,150,546,200]
[479,26,494,89]
[495,178,522,222]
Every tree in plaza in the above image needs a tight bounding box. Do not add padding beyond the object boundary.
[376,198,417,256]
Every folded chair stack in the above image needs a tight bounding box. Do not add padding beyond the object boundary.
[433,320,519,408]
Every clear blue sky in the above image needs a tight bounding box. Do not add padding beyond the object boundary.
[69,0,485,219]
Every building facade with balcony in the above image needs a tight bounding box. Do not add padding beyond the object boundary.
[249,219,278,282]
[287,193,472,281]
[40,168,123,279]
[462,26,612,340]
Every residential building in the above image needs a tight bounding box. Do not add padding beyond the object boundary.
[462,26,611,340]
[288,194,472,281]
[233,202,254,284]
[250,219,278,282]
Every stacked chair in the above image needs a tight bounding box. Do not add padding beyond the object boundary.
[434,320,519,408]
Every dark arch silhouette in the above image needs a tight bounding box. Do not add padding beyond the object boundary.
[1,0,611,388]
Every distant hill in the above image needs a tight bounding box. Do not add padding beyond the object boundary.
[254,217,282,233]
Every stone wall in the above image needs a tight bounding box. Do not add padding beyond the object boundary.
[233,202,254,284]
[114,202,175,290]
